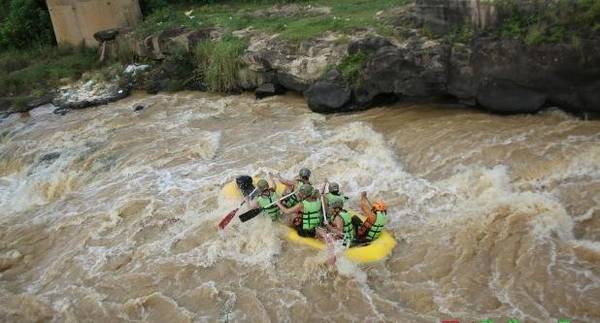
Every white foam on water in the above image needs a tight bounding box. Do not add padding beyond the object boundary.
[2,93,599,322]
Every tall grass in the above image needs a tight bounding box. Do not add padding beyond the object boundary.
[337,51,369,85]
[194,35,247,92]
[137,0,403,42]
[0,44,100,97]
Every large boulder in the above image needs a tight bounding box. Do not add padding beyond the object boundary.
[238,50,275,90]
[477,79,547,113]
[447,43,476,105]
[580,80,600,111]
[0,94,55,117]
[276,71,310,92]
[244,32,347,92]
[27,94,55,110]
[53,76,131,113]
[348,35,392,55]
[355,39,448,107]
[304,69,351,113]
[471,39,600,113]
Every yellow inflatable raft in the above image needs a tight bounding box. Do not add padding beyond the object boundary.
[285,211,396,264]
[222,176,286,198]
[222,178,397,264]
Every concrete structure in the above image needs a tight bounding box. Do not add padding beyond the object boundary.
[46,0,142,46]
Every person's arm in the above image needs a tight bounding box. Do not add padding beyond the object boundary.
[357,213,375,238]
[358,192,375,238]
[328,216,344,238]
[268,173,277,190]
[247,198,259,210]
[276,200,302,215]
[274,173,296,187]
[359,191,372,218]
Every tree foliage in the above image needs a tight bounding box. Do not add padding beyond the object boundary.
[0,0,55,49]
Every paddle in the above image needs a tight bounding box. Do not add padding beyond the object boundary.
[321,182,329,225]
[239,192,295,223]
[321,181,336,265]
[217,187,257,230]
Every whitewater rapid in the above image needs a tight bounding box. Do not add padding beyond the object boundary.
[0,92,598,322]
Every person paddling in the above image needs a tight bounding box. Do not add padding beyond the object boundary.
[325,182,348,215]
[352,191,387,243]
[247,179,281,222]
[317,199,355,246]
[325,180,348,222]
[274,168,312,207]
[276,184,322,238]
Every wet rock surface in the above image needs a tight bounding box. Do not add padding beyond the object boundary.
[255,82,285,99]
[304,69,351,113]
[51,73,131,114]
[4,0,595,118]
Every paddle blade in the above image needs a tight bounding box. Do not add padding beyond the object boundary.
[218,208,239,230]
[238,208,262,222]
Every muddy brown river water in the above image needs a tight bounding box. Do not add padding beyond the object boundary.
[0,92,599,322]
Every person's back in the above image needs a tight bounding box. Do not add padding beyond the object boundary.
[301,195,322,231]
[276,168,312,208]
[275,183,321,238]
[364,208,386,241]
[353,191,387,243]
[254,179,281,221]
[326,182,344,205]
[322,199,355,245]
[338,209,355,245]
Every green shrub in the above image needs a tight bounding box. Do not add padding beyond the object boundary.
[497,0,600,44]
[0,44,99,97]
[447,25,474,44]
[138,0,402,43]
[194,35,247,92]
[139,0,169,16]
[116,40,137,64]
[338,51,369,85]
[0,0,55,49]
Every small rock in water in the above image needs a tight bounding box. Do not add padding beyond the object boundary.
[53,107,69,116]
[133,104,145,112]
[39,152,61,163]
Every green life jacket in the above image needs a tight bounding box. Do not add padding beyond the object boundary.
[283,180,306,208]
[366,211,386,241]
[339,210,354,244]
[256,191,281,221]
[301,199,322,230]
[283,194,299,208]
[326,192,344,206]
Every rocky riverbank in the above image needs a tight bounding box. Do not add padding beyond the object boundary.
[2,0,598,117]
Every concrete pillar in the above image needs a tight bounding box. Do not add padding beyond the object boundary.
[46,0,142,46]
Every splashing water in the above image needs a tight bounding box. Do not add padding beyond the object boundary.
[0,92,599,322]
